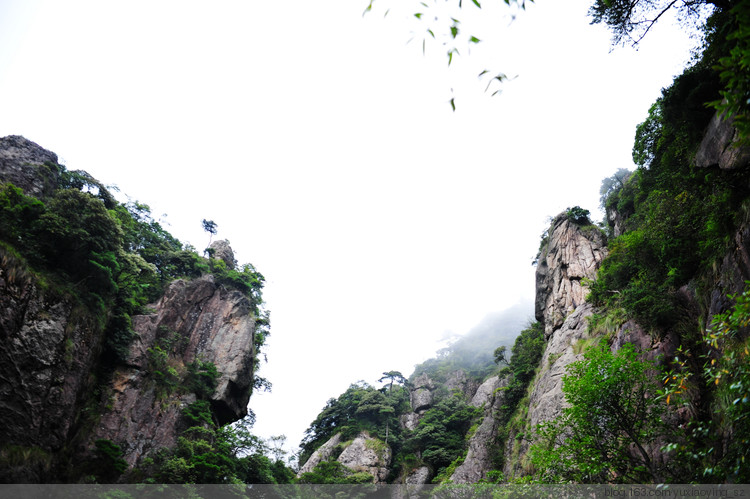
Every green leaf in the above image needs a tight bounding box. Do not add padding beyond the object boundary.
[470,36,481,43]
[450,26,459,38]
[450,97,456,112]
[427,29,435,38]
[472,0,481,7]
[415,12,423,19]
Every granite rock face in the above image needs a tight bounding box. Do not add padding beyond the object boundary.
[298,431,391,484]
[504,213,608,478]
[93,274,258,466]
[337,432,392,483]
[0,250,102,481]
[694,112,750,170]
[535,214,607,339]
[450,375,508,483]
[297,433,343,476]
[0,135,59,198]
[409,373,435,414]
[209,239,237,270]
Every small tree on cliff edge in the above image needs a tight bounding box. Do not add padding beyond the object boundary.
[202,219,217,254]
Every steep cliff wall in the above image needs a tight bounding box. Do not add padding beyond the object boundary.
[450,375,508,483]
[0,251,102,482]
[0,137,262,482]
[92,273,257,467]
[504,214,607,477]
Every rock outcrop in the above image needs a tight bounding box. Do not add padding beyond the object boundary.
[0,135,59,198]
[209,240,237,270]
[505,213,607,477]
[298,431,391,483]
[0,250,102,481]
[337,432,391,483]
[409,374,435,414]
[694,112,750,170]
[535,214,607,339]
[297,433,343,476]
[450,375,508,483]
[92,274,258,466]
[0,138,261,480]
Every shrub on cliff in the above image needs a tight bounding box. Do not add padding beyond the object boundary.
[530,343,671,483]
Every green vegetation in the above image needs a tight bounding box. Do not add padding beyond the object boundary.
[591,16,750,332]
[661,283,750,483]
[298,460,375,484]
[529,343,670,483]
[136,405,293,484]
[403,394,480,478]
[565,206,591,225]
[492,322,545,470]
[299,380,410,468]
[144,326,220,400]
[0,161,276,484]
[0,164,266,366]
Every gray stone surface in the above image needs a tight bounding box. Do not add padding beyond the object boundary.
[535,214,607,338]
[451,375,509,483]
[297,433,343,476]
[695,112,750,170]
[337,432,391,483]
[0,135,59,197]
[94,273,258,466]
[209,239,237,270]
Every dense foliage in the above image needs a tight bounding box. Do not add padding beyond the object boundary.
[661,284,750,483]
[495,321,545,429]
[590,26,750,331]
[135,404,294,484]
[530,344,670,483]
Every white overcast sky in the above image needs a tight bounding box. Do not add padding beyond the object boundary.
[0,0,698,458]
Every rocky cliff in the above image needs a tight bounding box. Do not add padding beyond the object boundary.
[0,137,262,482]
[297,431,391,484]
[0,251,102,482]
[503,214,607,477]
[92,272,258,467]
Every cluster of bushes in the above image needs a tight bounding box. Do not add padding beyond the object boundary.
[135,402,294,484]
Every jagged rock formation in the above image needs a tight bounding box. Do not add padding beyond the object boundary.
[338,432,391,483]
[297,432,391,484]
[708,220,750,319]
[92,274,258,466]
[297,433,343,476]
[505,214,607,477]
[0,137,261,481]
[0,136,59,198]
[450,375,508,483]
[445,370,479,401]
[209,240,237,270]
[535,214,607,339]
[409,374,435,414]
[695,112,750,170]
[0,252,101,481]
